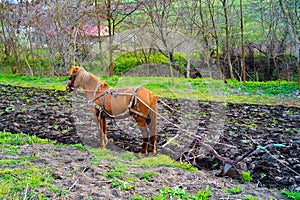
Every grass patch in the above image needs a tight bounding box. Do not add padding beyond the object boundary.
[0,131,52,146]
[131,154,198,172]
[227,186,242,194]
[0,131,53,154]
[89,148,123,164]
[281,190,300,200]
[241,171,253,182]
[0,131,58,199]
[0,167,58,199]
[0,74,298,106]
[0,74,68,90]
[132,185,211,200]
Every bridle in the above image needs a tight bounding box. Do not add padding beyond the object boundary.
[67,73,77,92]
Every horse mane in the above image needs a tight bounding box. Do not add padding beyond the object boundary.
[76,67,109,90]
[76,67,90,86]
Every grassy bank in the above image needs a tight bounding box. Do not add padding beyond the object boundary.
[0,74,298,106]
[2,131,294,200]
[0,131,200,199]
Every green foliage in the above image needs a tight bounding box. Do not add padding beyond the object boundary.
[106,171,124,179]
[0,131,52,148]
[71,143,88,151]
[280,190,300,199]
[109,176,136,191]
[244,195,259,200]
[159,186,189,199]
[131,193,148,200]
[1,50,63,76]
[113,52,143,75]
[89,148,121,164]
[120,151,136,161]
[141,172,157,180]
[227,186,242,194]
[113,51,190,75]
[142,185,212,200]
[131,154,198,172]
[241,171,253,182]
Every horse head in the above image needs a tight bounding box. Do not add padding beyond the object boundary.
[66,65,81,92]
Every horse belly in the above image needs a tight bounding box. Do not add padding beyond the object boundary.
[110,95,131,118]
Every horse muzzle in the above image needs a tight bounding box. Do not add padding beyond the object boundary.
[66,82,74,92]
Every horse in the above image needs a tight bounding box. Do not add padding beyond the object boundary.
[66,66,158,155]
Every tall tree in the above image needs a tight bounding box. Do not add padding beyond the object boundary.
[240,0,246,84]
[221,0,234,79]
[208,0,225,81]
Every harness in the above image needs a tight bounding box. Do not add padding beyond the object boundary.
[88,84,149,120]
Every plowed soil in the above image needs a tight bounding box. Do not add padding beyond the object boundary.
[0,84,299,199]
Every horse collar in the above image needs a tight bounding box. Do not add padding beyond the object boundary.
[94,82,102,98]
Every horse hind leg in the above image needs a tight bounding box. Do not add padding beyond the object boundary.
[135,117,149,154]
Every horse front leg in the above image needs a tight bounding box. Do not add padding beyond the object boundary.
[148,102,158,155]
[98,117,108,148]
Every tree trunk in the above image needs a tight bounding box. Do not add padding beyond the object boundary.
[95,0,104,67]
[222,0,234,79]
[169,52,175,85]
[208,0,225,82]
[240,0,246,84]
[107,0,114,76]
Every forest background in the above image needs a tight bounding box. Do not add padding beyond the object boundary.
[0,0,300,88]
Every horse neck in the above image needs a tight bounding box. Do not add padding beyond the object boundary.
[80,72,109,99]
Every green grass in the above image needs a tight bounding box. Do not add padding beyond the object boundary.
[227,186,242,194]
[0,74,68,90]
[0,131,53,154]
[241,171,253,182]
[131,186,212,200]
[1,74,298,106]
[0,131,58,199]
[281,190,300,200]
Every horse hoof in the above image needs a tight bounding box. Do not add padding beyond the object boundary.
[138,150,148,156]
[138,152,145,157]
[148,152,156,157]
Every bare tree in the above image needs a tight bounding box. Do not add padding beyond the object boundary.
[0,3,24,74]
[97,0,141,76]
[143,0,187,83]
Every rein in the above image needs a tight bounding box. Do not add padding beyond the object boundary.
[67,73,77,90]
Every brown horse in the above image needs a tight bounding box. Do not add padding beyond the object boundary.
[66,66,158,154]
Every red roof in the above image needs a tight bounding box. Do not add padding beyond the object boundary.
[49,25,108,37]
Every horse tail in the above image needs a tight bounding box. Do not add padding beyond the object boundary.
[156,96,175,113]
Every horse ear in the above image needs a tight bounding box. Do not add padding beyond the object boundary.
[71,65,81,74]
[102,80,108,86]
